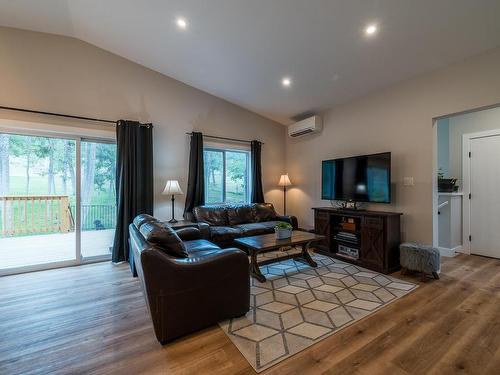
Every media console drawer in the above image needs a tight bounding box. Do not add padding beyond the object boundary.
[315,210,329,219]
[363,216,383,229]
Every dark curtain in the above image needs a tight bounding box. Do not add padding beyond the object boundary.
[251,140,265,203]
[112,120,154,266]
[183,132,205,220]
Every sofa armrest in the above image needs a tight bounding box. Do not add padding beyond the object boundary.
[196,222,210,239]
[168,222,210,239]
[141,247,249,294]
[276,215,299,230]
[175,227,201,241]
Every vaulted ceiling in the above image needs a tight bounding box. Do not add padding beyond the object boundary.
[1,0,500,124]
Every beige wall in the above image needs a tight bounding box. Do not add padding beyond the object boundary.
[286,48,500,243]
[0,27,286,220]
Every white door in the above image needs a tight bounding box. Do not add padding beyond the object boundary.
[469,134,500,259]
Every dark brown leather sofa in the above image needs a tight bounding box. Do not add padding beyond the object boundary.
[129,214,250,343]
[192,203,298,248]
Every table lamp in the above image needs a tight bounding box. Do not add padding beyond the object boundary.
[278,174,292,215]
[162,180,183,223]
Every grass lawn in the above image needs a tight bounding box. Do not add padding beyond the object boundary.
[206,180,247,204]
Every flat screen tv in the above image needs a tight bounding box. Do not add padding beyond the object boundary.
[322,152,391,203]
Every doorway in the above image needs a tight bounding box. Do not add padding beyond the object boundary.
[0,131,116,275]
[433,104,500,259]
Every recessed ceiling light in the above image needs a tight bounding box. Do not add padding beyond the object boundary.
[176,17,187,29]
[365,24,378,36]
[282,77,292,87]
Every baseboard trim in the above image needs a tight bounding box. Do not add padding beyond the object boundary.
[438,246,461,257]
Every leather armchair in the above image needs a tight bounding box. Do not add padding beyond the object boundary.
[129,214,250,343]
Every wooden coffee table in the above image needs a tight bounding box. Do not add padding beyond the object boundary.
[234,230,325,282]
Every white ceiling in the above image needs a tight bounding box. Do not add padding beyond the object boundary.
[1,0,500,124]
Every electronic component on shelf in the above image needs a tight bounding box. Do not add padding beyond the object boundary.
[338,245,359,260]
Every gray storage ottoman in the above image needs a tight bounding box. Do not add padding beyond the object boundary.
[399,242,440,280]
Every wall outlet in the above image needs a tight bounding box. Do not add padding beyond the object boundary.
[403,177,414,186]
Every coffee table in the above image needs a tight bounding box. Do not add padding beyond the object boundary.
[234,230,325,282]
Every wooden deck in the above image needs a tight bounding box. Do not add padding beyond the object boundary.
[0,229,114,269]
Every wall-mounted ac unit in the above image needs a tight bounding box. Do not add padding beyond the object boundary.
[288,116,322,138]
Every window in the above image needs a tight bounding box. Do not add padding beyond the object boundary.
[204,148,250,204]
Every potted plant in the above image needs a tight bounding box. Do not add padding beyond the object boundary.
[438,169,458,192]
[275,222,293,239]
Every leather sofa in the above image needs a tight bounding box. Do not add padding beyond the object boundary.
[129,214,250,343]
[192,202,298,248]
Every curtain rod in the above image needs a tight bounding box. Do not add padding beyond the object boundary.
[0,105,156,128]
[185,132,264,144]
[0,105,117,125]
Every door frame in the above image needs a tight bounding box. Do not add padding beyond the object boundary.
[462,128,500,255]
[0,119,115,276]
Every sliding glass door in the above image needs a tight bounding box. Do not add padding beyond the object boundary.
[0,131,116,275]
[80,140,116,260]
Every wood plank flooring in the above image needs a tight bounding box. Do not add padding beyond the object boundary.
[0,254,499,375]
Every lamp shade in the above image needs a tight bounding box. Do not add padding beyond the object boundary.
[162,180,183,195]
[278,174,292,186]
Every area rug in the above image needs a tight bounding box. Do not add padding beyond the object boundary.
[219,248,418,372]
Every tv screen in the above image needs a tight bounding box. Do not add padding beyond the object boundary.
[322,152,391,203]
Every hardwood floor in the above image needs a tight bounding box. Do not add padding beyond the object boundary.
[1,254,499,375]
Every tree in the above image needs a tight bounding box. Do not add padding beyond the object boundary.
[226,152,246,193]
[94,143,116,197]
[9,135,39,194]
[81,142,96,223]
[47,138,57,195]
[0,134,10,195]
[31,137,54,194]
[204,151,222,184]
[59,141,75,195]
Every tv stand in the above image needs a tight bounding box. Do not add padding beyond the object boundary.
[312,207,402,274]
[337,206,366,212]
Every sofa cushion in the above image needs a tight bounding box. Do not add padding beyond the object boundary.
[184,239,221,254]
[139,221,188,258]
[209,226,243,243]
[235,221,283,237]
[133,214,158,229]
[254,203,278,222]
[193,205,229,226]
[227,204,256,225]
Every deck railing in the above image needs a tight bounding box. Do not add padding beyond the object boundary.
[0,196,117,237]
[0,195,71,237]
[70,204,117,231]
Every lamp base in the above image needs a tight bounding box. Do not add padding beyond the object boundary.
[169,195,178,224]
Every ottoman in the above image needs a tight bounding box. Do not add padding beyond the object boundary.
[399,242,440,280]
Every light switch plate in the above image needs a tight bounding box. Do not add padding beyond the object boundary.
[403,177,414,186]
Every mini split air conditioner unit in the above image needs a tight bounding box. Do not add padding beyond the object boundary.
[288,116,322,138]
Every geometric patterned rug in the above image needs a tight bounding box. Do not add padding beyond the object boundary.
[219,248,418,372]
